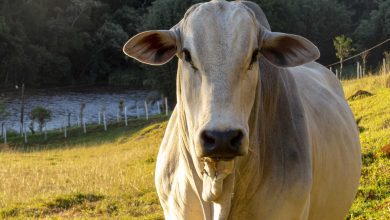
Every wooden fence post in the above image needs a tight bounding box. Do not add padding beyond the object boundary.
[357,62,360,79]
[165,97,168,116]
[83,121,87,134]
[137,103,140,119]
[145,101,149,120]
[103,112,107,131]
[44,126,47,141]
[157,101,161,114]
[64,124,67,138]
[3,124,6,144]
[24,127,27,144]
[125,106,128,126]
[21,123,24,137]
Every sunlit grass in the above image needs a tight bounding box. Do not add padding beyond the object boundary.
[0,74,389,219]
[343,74,390,220]
[0,119,166,219]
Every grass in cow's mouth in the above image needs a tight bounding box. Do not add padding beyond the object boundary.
[0,75,389,219]
[214,156,236,161]
[201,156,236,162]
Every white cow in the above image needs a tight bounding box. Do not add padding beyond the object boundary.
[123,0,361,219]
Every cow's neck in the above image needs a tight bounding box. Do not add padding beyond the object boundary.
[230,58,308,217]
[174,59,302,219]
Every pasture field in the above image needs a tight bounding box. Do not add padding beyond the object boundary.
[0,74,389,219]
[343,74,390,220]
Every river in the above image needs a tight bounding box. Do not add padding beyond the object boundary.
[0,88,164,132]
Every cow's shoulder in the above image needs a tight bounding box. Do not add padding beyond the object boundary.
[291,62,345,99]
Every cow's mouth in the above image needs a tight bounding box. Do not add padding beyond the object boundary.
[201,158,235,202]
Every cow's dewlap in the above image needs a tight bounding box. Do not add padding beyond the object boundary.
[201,160,234,202]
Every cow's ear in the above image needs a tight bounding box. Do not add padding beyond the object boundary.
[123,30,178,65]
[260,31,320,67]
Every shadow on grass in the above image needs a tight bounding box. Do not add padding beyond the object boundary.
[0,193,104,218]
[2,116,169,153]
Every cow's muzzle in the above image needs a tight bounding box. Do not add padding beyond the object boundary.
[199,129,245,160]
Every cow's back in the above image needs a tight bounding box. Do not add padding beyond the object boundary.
[290,62,361,219]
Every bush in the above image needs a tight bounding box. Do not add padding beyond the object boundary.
[30,107,52,133]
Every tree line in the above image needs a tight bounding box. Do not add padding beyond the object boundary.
[0,0,389,101]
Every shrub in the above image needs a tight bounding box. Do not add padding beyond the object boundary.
[30,107,52,133]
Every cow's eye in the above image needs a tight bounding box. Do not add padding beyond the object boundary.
[249,49,259,69]
[183,49,192,62]
[182,49,198,70]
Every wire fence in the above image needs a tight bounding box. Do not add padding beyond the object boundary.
[0,95,170,145]
[327,38,390,80]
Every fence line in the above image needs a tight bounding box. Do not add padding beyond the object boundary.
[0,97,171,144]
[326,38,390,68]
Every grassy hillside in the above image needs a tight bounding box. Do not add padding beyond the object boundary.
[0,118,168,219]
[343,74,390,220]
[0,74,389,219]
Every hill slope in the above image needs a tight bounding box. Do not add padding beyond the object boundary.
[0,75,389,219]
[0,119,167,219]
[343,74,390,220]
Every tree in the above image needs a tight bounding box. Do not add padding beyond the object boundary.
[29,107,52,133]
[254,0,353,63]
[333,35,354,78]
[0,0,387,93]
[354,0,390,69]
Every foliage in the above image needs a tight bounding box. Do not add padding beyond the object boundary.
[334,35,354,61]
[29,107,52,133]
[255,0,353,62]
[0,0,388,102]
[353,0,390,70]
[334,35,354,76]
[354,0,390,50]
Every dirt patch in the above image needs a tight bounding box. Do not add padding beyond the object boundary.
[381,144,390,157]
[348,90,374,101]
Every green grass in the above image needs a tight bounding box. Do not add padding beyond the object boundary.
[0,117,167,219]
[0,74,389,219]
[343,74,390,220]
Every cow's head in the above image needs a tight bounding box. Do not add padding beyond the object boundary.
[123,0,319,203]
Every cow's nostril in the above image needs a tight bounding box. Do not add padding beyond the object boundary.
[230,130,243,149]
[201,131,216,149]
[200,129,244,158]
